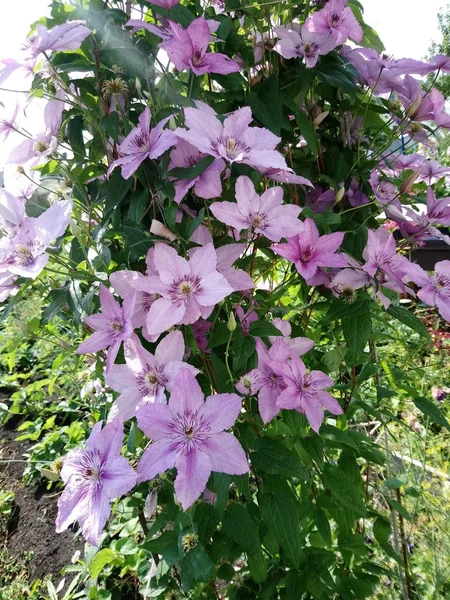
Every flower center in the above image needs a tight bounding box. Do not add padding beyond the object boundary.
[192,51,204,67]
[179,281,192,295]
[330,13,341,27]
[134,134,149,152]
[184,425,195,438]
[299,246,315,263]
[145,371,158,385]
[34,140,49,153]
[16,246,35,266]
[110,320,124,333]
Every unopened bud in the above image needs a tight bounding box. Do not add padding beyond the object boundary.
[313,110,329,128]
[16,165,25,174]
[399,171,419,195]
[227,311,237,332]
[335,186,346,203]
[150,219,176,241]
[406,96,422,119]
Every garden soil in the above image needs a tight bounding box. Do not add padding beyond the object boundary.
[0,415,82,583]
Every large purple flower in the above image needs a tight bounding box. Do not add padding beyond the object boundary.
[108,107,176,179]
[56,421,136,546]
[136,369,248,510]
[305,0,362,45]
[404,260,450,322]
[132,243,233,336]
[271,355,342,433]
[106,332,198,422]
[161,16,240,75]
[272,217,348,282]
[175,102,293,173]
[25,21,91,58]
[210,175,304,242]
[274,23,336,68]
[169,139,225,204]
[76,285,136,374]
[0,199,72,279]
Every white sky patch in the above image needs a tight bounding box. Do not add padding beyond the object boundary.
[363,0,444,60]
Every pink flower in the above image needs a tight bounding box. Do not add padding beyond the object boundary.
[272,217,347,282]
[274,23,335,68]
[25,21,91,57]
[132,243,233,336]
[270,318,315,356]
[0,189,25,232]
[148,0,180,7]
[305,186,336,214]
[161,16,240,75]
[369,170,400,209]
[426,187,450,226]
[0,103,19,142]
[272,356,342,433]
[418,160,450,186]
[108,107,176,179]
[305,0,362,45]
[215,244,255,292]
[169,139,225,204]
[136,369,248,510]
[76,285,136,374]
[404,260,450,322]
[56,421,136,546]
[210,176,303,242]
[175,102,293,173]
[0,199,72,279]
[106,332,198,422]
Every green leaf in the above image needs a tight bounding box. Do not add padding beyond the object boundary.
[387,305,431,341]
[232,334,256,372]
[249,321,283,338]
[413,396,450,430]
[260,488,301,567]
[361,23,385,53]
[248,551,268,583]
[373,516,391,544]
[66,115,85,157]
[167,155,215,179]
[222,503,260,554]
[210,352,234,393]
[144,530,179,554]
[89,548,119,579]
[343,312,371,365]
[181,544,216,582]
[251,437,308,480]
[387,499,412,522]
[248,76,283,135]
[323,464,367,516]
[314,508,332,547]
[184,208,205,240]
[326,299,372,321]
[281,91,318,157]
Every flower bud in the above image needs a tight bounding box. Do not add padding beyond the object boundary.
[335,186,346,203]
[150,219,177,241]
[313,110,329,128]
[399,171,419,195]
[227,311,236,332]
[406,96,422,119]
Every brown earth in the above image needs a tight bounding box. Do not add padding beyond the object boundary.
[0,416,82,583]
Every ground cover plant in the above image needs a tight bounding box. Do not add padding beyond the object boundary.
[1,0,450,598]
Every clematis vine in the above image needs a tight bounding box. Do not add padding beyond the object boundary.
[56,421,136,546]
[76,285,136,374]
[175,102,296,174]
[108,107,176,179]
[272,217,348,282]
[136,369,248,510]
[161,16,240,75]
[106,331,198,422]
[271,356,342,433]
[131,242,233,336]
[210,176,304,242]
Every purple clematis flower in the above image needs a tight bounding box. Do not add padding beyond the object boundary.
[25,21,91,58]
[269,318,315,357]
[362,228,399,279]
[0,272,19,303]
[418,160,450,186]
[108,107,176,179]
[274,23,336,68]
[271,355,342,433]
[175,102,293,173]
[0,199,72,279]
[237,339,290,423]
[404,260,450,322]
[7,91,65,167]
[259,167,313,187]
[426,187,450,226]
[305,186,336,214]
[126,15,218,42]
[169,139,225,204]
[189,243,254,292]
[147,0,180,7]
[132,243,233,336]
[346,178,370,207]
[0,189,25,232]
[0,103,20,142]
[305,0,362,45]
[210,176,304,242]
[136,369,248,510]
[272,217,348,282]
[161,16,240,75]
[76,285,136,374]
[106,332,198,422]
[56,421,136,546]
[369,170,400,209]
